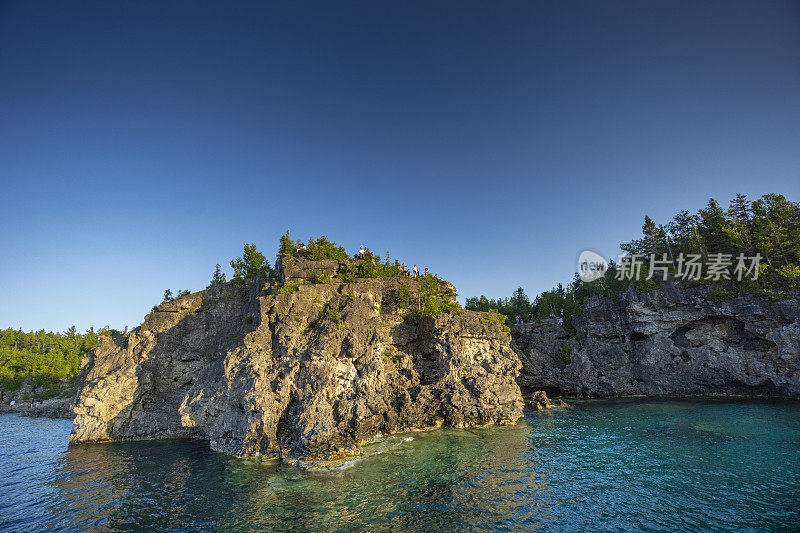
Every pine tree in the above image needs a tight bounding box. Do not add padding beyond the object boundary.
[209,264,226,286]
[727,193,754,254]
[728,193,751,222]
[751,194,800,266]
[509,287,531,319]
[279,231,298,256]
[698,198,735,255]
[162,289,173,302]
[642,216,659,256]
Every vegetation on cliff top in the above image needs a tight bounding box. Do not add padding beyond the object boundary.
[279,232,349,261]
[467,193,800,329]
[382,276,461,317]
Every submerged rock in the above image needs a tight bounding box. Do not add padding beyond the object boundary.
[70,273,524,461]
[514,280,800,398]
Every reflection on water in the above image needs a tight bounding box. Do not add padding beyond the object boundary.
[1,399,799,532]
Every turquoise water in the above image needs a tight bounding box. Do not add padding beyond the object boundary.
[1,400,799,532]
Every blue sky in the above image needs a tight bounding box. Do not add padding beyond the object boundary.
[1,1,799,332]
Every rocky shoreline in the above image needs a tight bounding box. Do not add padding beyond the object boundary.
[0,397,75,419]
[8,263,798,463]
[515,280,800,399]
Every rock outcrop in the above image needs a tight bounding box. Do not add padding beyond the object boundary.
[529,390,570,410]
[24,397,75,419]
[530,390,552,410]
[70,275,523,462]
[515,281,800,398]
[277,256,354,283]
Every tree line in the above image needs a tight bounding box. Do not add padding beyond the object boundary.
[0,326,119,394]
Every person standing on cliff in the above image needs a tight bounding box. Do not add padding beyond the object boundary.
[413,265,419,278]
[424,267,429,277]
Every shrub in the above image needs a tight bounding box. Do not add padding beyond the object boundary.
[328,307,342,322]
[389,283,414,308]
[38,386,60,401]
[561,341,572,364]
[412,277,461,317]
[485,309,508,327]
[31,372,57,388]
[313,274,329,284]
[632,277,658,293]
[337,268,358,283]
[709,286,735,303]
[276,280,299,294]
[777,265,800,291]
[302,236,349,261]
[0,371,23,392]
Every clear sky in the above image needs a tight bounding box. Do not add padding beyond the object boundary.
[1,1,799,332]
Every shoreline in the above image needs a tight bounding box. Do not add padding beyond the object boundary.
[4,393,800,422]
[0,397,74,419]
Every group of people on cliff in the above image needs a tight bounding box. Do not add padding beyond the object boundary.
[357,246,435,279]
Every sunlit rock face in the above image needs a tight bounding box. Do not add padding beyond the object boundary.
[514,281,800,398]
[70,276,523,462]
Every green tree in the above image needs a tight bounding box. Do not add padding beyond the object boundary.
[667,210,702,255]
[698,198,736,255]
[751,194,800,266]
[729,193,751,222]
[508,287,532,319]
[279,230,298,256]
[230,243,272,281]
[209,264,226,286]
[302,236,349,261]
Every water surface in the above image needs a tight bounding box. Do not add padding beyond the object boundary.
[1,399,798,532]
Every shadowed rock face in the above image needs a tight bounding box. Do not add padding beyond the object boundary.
[514,281,800,398]
[70,277,523,462]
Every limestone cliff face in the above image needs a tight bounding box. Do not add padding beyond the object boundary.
[514,281,800,398]
[71,273,523,462]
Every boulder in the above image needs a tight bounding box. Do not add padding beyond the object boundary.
[530,390,552,410]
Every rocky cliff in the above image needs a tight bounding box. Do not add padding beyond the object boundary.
[514,281,800,398]
[70,267,523,463]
